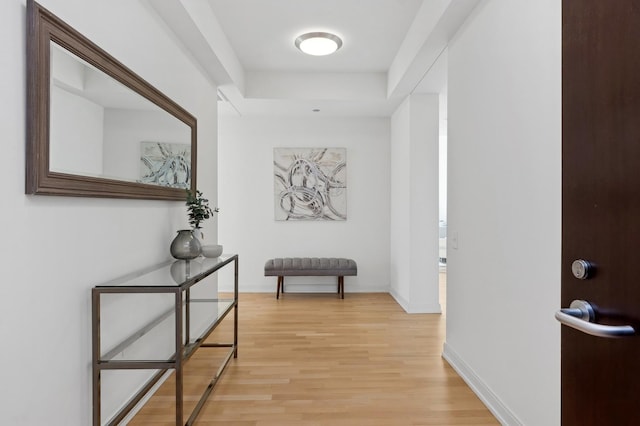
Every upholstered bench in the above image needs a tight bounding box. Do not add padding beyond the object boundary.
[264,257,357,299]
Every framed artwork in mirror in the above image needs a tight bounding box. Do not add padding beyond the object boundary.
[139,142,191,189]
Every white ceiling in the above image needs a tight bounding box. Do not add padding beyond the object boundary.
[207,0,423,73]
[149,0,480,117]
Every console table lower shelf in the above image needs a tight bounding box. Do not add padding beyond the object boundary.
[92,254,239,426]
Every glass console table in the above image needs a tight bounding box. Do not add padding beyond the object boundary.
[92,254,238,426]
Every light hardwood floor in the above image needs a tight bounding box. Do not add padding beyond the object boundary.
[130,273,498,425]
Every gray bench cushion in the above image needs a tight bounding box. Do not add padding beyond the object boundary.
[264,257,357,276]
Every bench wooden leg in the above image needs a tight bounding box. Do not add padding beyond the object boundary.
[338,276,344,299]
[276,276,283,299]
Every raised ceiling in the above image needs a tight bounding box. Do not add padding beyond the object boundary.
[149,0,480,117]
[207,0,423,73]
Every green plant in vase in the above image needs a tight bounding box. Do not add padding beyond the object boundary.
[186,189,219,243]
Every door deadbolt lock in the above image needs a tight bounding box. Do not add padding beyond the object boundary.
[571,259,594,280]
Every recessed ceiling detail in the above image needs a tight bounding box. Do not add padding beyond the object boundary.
[206,0,424,72]
[156,0,479,116]
[295,32,343,56]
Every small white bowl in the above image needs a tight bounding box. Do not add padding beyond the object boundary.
[201,244,223,258]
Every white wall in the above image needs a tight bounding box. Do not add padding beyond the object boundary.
[0,1,217,424]
[49,44,104,176]
[443,0,561,425]
[390,94,441,313]
[390,99,412,302]
[218,116,390,293]
[439,92,447,222]
[50,86,104,175]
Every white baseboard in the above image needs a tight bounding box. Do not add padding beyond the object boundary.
[389,288,409,311]
[442,342,522,426]
[219,284,390,293]
[409,301,442,314]
[389,288,442,314]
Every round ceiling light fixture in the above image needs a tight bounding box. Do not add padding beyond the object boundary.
[295,32,343,56]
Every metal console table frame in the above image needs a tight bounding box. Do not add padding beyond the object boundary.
[92,254,238,426]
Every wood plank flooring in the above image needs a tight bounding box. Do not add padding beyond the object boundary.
[130,274,498,425]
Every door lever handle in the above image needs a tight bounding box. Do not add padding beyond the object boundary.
[555,300,635,338]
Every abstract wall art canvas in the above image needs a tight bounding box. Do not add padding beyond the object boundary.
[140,142,191,188]
[274,147,347,221]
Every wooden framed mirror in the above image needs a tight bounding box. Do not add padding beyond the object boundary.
[26,0,197,200]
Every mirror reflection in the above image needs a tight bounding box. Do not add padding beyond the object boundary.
[49,42,192,188]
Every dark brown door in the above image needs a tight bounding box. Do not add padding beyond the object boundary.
[561,1,640,424]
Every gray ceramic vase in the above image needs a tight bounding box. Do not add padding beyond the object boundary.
[170,229,202,260]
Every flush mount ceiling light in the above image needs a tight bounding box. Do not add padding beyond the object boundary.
[295,32,343,56]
